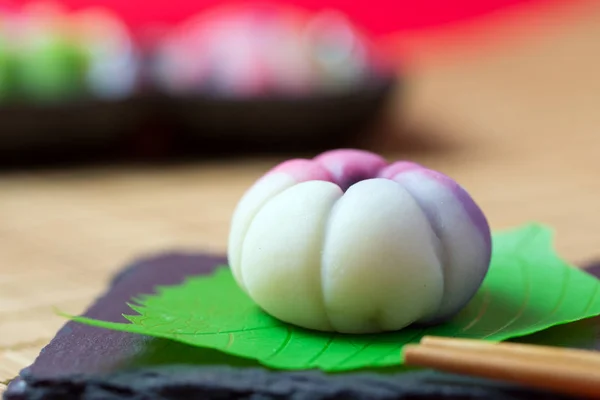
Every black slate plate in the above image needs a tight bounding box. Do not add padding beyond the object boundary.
[5,254,600,400]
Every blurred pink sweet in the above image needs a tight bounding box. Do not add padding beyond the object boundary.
[150,4,390,98]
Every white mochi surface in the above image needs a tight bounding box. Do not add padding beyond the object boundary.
[227,164,490,334]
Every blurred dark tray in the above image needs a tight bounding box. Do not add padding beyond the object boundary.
[5,253,599,400]
[0,97,149,166]
[0,77,396,167]
[164,76,396,152]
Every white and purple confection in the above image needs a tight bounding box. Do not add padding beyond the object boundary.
[228,149,492,334]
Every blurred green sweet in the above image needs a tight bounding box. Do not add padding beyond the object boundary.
[0,38,19,100]
[18,32,90,102]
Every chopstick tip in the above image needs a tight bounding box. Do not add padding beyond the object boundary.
[420,335,444,345]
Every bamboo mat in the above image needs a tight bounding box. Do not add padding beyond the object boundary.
[2,5,600,392]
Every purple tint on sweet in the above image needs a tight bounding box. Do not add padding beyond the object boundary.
[265,149,388,191]
[382,163,492,255]
[266,158,334,183]
[450,183,492,255]
[419,168,492,255]
[314,149,388,191]
[263,150,491,259]
[377,161,423,180]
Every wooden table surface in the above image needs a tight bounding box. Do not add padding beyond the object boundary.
[2,3,600,392]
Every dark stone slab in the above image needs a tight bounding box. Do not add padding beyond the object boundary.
[5,253,600,400]
[4,364,581,400]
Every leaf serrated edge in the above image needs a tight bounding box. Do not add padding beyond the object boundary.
[60,227,600,372]
[127,302,146,315]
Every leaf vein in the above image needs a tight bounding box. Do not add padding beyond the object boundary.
[483,256,531,339]
[149,325,275,336]
[265,325,293,361]
[524,263,571,329]
[459,286,491,334]
[370,329,426,365]
[580,276,600,315]
[305,334,337,367]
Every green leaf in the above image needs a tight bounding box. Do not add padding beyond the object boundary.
[66,224,600,372]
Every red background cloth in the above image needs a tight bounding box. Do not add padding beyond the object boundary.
[3,0,572,36]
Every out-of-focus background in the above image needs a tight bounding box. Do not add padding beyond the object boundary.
[1,0,600,389]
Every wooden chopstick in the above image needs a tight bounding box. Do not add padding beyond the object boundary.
[403,336,600,399]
